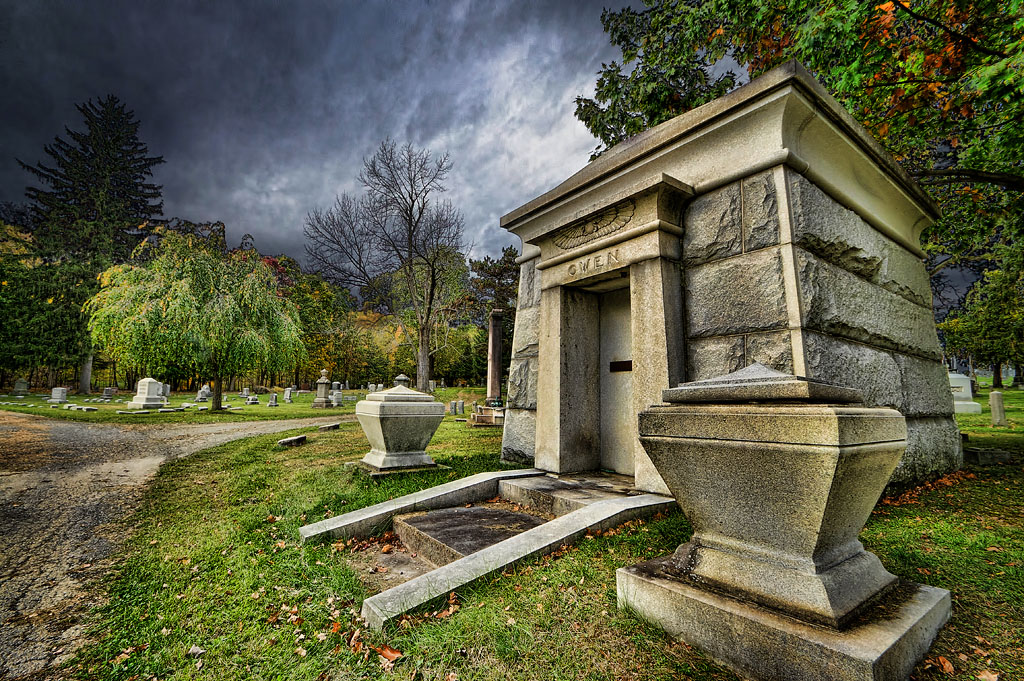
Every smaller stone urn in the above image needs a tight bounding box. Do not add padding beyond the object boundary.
[355,375,445,472]
[311,369,332,409]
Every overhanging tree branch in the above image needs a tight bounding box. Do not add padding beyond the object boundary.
[890,1,1008,59]
[913,168,1024,192]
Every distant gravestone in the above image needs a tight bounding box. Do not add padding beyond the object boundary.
[283,387,293,403]
[128,378,166,409]
[162,383,171,398]
[246,395,260,405]
[343,381,349,390]
[457,400,465,415]
[240,387,250,398]
[267,393,279,407]
[46,387,68,404]
[331,391,344,407]
[990,391,1009,427]
[102,387,116,398]
[948,372,982,414]
[450,400,457,414]
[195,390,208,402]
[332,381,341,391]
[12,378,28,396]
[312,369,332,409]
[429,380,436,392]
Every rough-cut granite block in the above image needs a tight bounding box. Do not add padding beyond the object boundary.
[683,183,742,265]
[788,171,932,307]
[686,248,788,338]
[797,249,941,360]
[742,170,780,251]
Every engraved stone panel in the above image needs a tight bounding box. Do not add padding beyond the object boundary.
[551,199,635,250]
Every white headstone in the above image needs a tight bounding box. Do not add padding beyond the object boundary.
[948,372,982,414]
[47,387,68,404]
[283,387,293,403]
[268,393,279,407]
[128,378,166,409]
[246,395,260,405]
[990,390,1009,426]
[331,391,344,407]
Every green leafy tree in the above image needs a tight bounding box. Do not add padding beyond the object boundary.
[18,95,164,391]
[574,0,1024,290]
[85,224,303,410]
[940,264,1024,386]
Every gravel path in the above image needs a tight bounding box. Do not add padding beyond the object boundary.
[0,412,351,680]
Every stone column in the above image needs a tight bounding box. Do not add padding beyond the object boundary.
[486,309,503,405]
[535,285,600,473]
[629,257,683,495]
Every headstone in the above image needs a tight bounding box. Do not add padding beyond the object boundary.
[311,369,333,409]
[12,378,28,396]
[948,372,982,414]
[283,387,293,403]
[331,391,344,407]
[240,387,250,398]
[428,380,436,392]
[162,383,171,398]
[46,387,68,404]
[456,400,465,415]
[194,391,208,402]
[355,374,444,471]
[332,381,341,391]
[990,390,1009,427]
[127,378,166,409]
[343,381,349,390]
[267,393,278,407]
[450,400,457,415]
[246,395,260,405]
[486,308,504,406]
[278,435,307,447]
[102,387,117,398]
[620,364,950,681]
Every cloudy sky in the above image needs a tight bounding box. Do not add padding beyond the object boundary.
[0,0,625,262]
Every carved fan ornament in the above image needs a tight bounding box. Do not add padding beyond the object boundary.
[551,199,635,250]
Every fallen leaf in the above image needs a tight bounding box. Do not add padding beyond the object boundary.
[195,660,203,671]
[506,617,516,625]
[295,647,307,657]
[381,544,393,554]
[371,644,403,662]
[977,671,1000,681]
[937,656,954,674]
[986,547,1002,552]
[187,645,205,658]
[331,621,342,634]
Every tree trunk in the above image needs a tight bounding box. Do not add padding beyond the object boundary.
[416,325,431,391]
[79,351,93,394]
[993,362,1004,389]
[212,375,223,411]
[1013,363,1022,388]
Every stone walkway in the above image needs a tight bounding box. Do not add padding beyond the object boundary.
[0,411,350,680]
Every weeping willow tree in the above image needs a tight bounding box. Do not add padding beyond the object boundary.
[85,223,303,410]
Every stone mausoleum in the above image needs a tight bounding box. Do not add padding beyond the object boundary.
[501,61,960,492]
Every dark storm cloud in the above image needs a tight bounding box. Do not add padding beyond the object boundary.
[0,0,623,261]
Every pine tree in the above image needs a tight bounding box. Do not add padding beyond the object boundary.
[19,95,164,262]
[16,96,164,391]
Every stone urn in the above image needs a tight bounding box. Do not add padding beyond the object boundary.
[355,374,445,471]
[618,364,950,681]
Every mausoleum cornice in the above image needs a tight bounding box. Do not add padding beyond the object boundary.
[503,60,938,258]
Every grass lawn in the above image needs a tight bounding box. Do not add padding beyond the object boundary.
[66,393,1023,680]
[0,386,486,425]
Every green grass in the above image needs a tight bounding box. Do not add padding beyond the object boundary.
[0,386,487,424]
[66,393,1024,680]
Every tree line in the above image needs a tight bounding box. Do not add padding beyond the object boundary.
[0,97,518,407]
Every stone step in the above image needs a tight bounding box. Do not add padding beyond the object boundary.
[394,506,546,568]
[360,493,675,629]
[498,472,640,516]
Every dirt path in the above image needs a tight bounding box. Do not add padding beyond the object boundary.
[0,412,351,680]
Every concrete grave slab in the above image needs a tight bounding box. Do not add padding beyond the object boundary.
[394,506,546,567]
